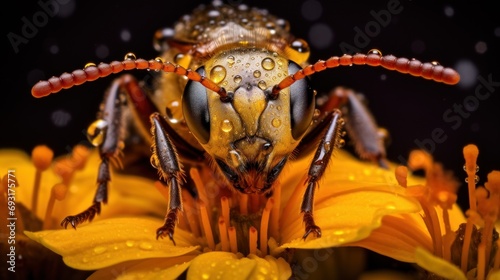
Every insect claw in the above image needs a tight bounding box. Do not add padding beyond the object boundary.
[302,212,322,240]
[156,227,177,246]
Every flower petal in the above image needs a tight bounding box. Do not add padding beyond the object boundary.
[347,215,433,262]
[280,185,421,248]
[88,255,194,280]
[25,217,199,270]
[414,246,466,280]
[187,252,291,280]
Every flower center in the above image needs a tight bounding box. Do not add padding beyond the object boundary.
[163,167,283,256]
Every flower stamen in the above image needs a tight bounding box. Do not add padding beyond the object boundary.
[270,183,281,241]
[43,183,67,229]
[260,198,274,255]
[31,145,54,215]
[182,189,201,237]
[221,196,230,227]
[249,226,258,255]
[199,201,215,250]
[218,217,230,252]
[228,226,238,254]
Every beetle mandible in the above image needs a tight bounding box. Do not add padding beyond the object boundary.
[31,0,460,244]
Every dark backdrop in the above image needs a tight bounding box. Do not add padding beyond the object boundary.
[2,0,499,272]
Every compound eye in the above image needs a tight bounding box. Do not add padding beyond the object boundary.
[288,61,315,140]
[182,66,210,144]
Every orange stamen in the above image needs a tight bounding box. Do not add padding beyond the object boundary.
[221,196,230,227]
[31,145,54,215]
[218,217,230,252]
[460,220,474,273]
[461,145,480,273]
[70,145,91,171]
[191,168,208,205]
[395,166,408,187]
[463,144,479,211]
[199,202,215,250]
[43,183,67,229]
[477,243,486,280]
[249,226,258,256]
[260,198,274,255]
[228,226,238,254]
[181,189,201,237]
[53,158,75,186]
[270,183,281,240]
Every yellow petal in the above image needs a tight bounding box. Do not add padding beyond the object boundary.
[88,255,194,280]
[414,246,466,280]
[348,215,432,262]
[187,251,291,280]
[488,270,500,280]
[25,217,199,270]
[280,185,421,248]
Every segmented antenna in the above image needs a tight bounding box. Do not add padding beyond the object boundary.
[271,50,460,97]
[31,53,227,99]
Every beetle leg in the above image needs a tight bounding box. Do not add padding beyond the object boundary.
[301,109,344,240]
[319,86,389,168]
[61,74,159,229]
[150,113,184,245]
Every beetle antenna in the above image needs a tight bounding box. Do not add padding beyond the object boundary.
[31,53,227,99]
[271,51,460,97]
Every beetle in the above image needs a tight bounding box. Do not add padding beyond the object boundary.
[31,0,460,244]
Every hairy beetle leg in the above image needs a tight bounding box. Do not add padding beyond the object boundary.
[300,110,344,240]
[156,208,180,245]
[150,113,185,245]
[320,86,389,168]
[61,74,158,228]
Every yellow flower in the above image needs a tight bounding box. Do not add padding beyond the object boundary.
[347,145,500,280]
[0,145,168,279]
[24,148,426,279]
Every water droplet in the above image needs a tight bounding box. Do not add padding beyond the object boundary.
[323,141,331,152]
[313,109,320,118]
[253,70,261,78]
[288,39,310,63]
[221,119,233,132]
[258,80,267,90]
[475,175,480,184]
[125,240,135,247]
[262,58,275,70]
[84,62,96,69]
[227,56,235,66]
[86,119,108,146]
[272,118,281,128]
[124,52,136,60]
[337,139,345,148]
[431,61,441,66]
[476,165,480,173]
[93,246,107,254]
[210,65,227,84]
[368,49,382,56]
[166,100,182,124]
[233,75,242,84]
[139,242,153,250]
[202,273,210,279]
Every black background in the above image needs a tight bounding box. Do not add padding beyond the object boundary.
[2,0,500,274]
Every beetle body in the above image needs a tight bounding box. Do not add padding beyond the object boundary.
[31,0,459,244]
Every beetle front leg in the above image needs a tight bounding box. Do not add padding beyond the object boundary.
[319,86,389,168]
[150,113,184,245]
[61,74,157,229]
[301,109,344,240]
